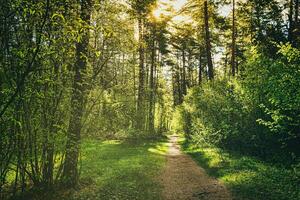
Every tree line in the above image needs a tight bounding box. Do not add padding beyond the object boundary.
[173,0,300,167]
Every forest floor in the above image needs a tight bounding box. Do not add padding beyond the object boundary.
[17,139,168,200]
[182,138,300,200]
[159,135,232,200]
[17,134,300,200]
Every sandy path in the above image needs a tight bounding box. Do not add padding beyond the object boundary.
[159,135,232,200]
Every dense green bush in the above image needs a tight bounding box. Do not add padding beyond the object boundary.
[243,44,300,157]
[176,79,267,155]
[176,44,300,162]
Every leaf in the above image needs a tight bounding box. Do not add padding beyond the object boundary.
[51,13,66,23]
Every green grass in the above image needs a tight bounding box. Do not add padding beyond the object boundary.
[20,138,168,200]
[75,139,168,200]
[181,138,300,200]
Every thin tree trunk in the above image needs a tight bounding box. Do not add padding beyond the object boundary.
[182,49,187,95]
[295,0,299,23]
[289,0,294,43]
[231,0,236,76]
[136,16,145,131]
[187,49,192,87]
[225,51,228,78]
[295,0,299,46]
[62,0,92,187]
[204,0,214,80]
[177,52,183,104]
[198,51,202,85]
[148,28,155,133]
[133,52,136,103]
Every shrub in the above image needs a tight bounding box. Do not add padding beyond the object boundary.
[177,43,300,163]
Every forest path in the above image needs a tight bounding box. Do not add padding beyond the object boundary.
[159,135,232,200]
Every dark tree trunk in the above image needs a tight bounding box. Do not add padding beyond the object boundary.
[295,0,299,23]
[182,49,187,95]
[187,49,193,87]
[198,51,202,85]
[289,0,294,43]
[295,0,300,46]
[204,0,214,80]
[62,0,92,187]
[148,28,155,133]
[175,52,183,105]
[136,16,145,130]
[231,0,236,76]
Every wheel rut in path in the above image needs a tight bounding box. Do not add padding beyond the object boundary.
[159,135,232,200]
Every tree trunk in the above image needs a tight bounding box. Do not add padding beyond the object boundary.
[198,51,202,85]
[176,52,183,104]
[295,0,299,46]
[204,0,214,80]
[148,28,155,133]
[289,0,294,43]
[62,0,92,187]
[182,49,187,95]
[295,0,299,23]
[231,0,236,76]
[187,49,193,87]
[136,16,145,131]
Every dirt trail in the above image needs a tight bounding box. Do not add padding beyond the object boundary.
[159,135,232,200]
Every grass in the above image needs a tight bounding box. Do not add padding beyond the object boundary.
[180,137,300,200]
[19,138,168,200]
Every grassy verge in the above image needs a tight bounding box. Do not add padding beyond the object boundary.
[180,137,300,200]
[20,138,168,200]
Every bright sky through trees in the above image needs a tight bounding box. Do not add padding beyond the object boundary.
[153,0,230,65]
[153,0,189,22]
[154,0,231,22]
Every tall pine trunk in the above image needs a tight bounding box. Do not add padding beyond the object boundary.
[148,28,155,133]
[231,0,236,76]
[295,0,299,23]
[136,17,145,131]
[204,0,214,80]
[289,0,294,43]
[198,51,202,85]
[182,49,187,95]
[62,0,92,187]
[295,0,299,46]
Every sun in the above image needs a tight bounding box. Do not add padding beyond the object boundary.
[153,7,164,19]
[151,0,189,22]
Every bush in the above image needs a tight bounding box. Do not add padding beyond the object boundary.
[243,44,300,158]
[177,43,300,163]
[180,80,264,154]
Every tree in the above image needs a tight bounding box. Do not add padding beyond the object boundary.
[62,0,92,187]
[231,0,236,76]
[148,23,156,133]
[128,0,156,131]
[136,15,146,130]
[204,0,214,80]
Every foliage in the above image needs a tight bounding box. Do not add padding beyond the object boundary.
[13,139,168,200]
[0,0,171,196]
[1,0,300,198]
[181,139,300,200]
[176,44,300,162]
[243,44,300,157]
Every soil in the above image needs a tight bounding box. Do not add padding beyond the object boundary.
[159,135,232,200]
